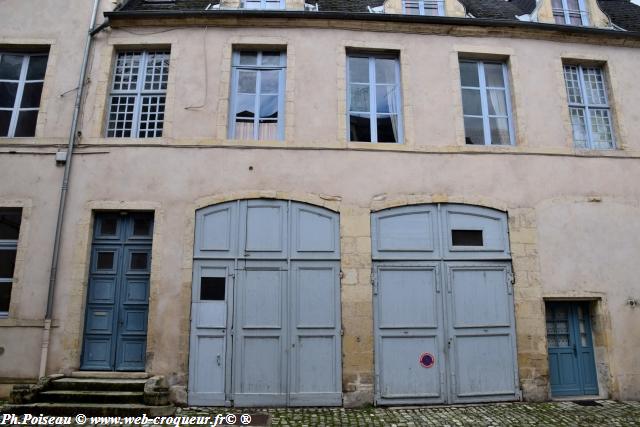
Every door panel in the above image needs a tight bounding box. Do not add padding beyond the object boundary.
[81,213,153,372]
[446,262,518,403]
[374,263,446,404]
[240,200,288,259]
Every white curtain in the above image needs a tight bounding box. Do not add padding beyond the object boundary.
[388,85,399,143]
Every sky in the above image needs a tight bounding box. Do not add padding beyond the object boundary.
[632,0,640,6]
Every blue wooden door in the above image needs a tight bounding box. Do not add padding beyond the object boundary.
[81,212,153,371]
[546,302,598,396]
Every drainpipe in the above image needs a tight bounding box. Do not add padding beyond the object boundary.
[39,0,105,379]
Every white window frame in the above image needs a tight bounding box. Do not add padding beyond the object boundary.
[241,0,285,9]
[402,0,445,16]
[563,64,615,149]
[228,50,287,141]
[552,0,590,26]
[106,50,170,138]
[346,53,404,144]
[0,53,47,138]
[460,60,515,146]
[0,208,21,318]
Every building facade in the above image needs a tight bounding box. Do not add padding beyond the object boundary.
[1,0,640,407]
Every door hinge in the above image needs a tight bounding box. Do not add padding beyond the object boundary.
[340,328,344,337]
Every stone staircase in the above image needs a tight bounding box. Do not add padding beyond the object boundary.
[6,373,175,417]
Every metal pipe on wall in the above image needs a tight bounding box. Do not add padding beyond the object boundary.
[39,0,104,379]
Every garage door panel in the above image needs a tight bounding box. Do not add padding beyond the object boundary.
[295,264,337,328]
[378,266,439,329]
[195,202,238,258]
[241,267,284,329]
[372,206,439,260]
[449,267,511,328]
[291,205,339,259]
[295,336,337,393]
[453,334,517,399]
[239,336,283,394]
[379,336,444,400]
[241,200,288,258]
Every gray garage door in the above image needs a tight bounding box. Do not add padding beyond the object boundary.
[372,204,519,405]
[189,200,341,407]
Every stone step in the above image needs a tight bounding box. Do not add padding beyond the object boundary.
[3,403,175,417]
[50,377,147,392]
[70,371,150,379]
[38,390,144,404]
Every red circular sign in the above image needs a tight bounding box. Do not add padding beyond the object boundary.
[419,352,435,368]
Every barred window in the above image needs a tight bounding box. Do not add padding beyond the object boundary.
[0,53,48,138]
[106,51,170,138]
[402,0,444,16]
[563,65,615,149]
[0,208,22,317]
[229,50,286,141]
[552,0,589,26]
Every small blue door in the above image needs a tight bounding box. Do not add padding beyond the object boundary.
[81,212,153,371]
[546,302,598,396]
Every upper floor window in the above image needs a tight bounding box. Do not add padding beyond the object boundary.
[229,50,286,141]
[0,208,22,317]
[552,0,589,26]
[348,54,403,143]
[241,0,284,9]
[106,50,170,138]
[0,53,48,138]
[459,59,514,145]
[563,65,614,149]
[403,0,444,16]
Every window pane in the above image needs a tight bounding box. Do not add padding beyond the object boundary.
[459,61,479,87]
[350,84,370,112]
[96,252,115,270]
[14,110,38,137]
[484,63,505,87]
[376,85,398,114]
[404,1,420,14]
[0,110,11,136]
[349,113,371,142]
[375,59,396,84]
[0,283,11,313]
[201,277,225,301]
[106,96,135,138]
[260,70,279,94]
[0,250,17,278]
[26,56,48,80]
[144,52,170,91]
[589,109,614,149]
[569,107,588,148]
[20,82,43,108]
[553,12,565,24]
[461,88,482,116]
[583,68,607,105]
[239,51,258,66]
[452,230,483,246]
[348,57,369,83]
[487,89,508,116]
[0,82,18,108]
[259,95,278,119]
[130,253,149,270]
[235,94,256,117]
[569,12,582,25]
[489,117,510,145]
[138,95,166,138]
[261,52,281,66]
[0,55,23,80]
[112,52,141,92]
[563,66,583,104]
[259,120,278,140]
[100,217,118,236]
[0,209,21,240]
[424,1,440,15]
[464,116,484,145]
[376,115,398,143]
[238,71,257,93]
[235,119,255,140]
[133,217,152,236]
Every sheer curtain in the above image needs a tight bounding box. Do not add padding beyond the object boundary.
[388,86,399,143]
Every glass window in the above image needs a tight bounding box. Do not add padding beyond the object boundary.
[0,208,22,316]
[563,65,614,149]
[106,51,170,138]
[459,60,514,145]
[402,0,444,16]
[0,53,48,137]
[348,54,403,143]
[241,0,284,9]
[552,0,589,26]
[229,50,286,141]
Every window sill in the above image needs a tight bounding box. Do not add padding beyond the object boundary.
[0,318,48,328]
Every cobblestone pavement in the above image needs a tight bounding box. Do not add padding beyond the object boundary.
[178,400,640,427]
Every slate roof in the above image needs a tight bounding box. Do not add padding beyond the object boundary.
[598,0,640,31]
[119,0,640,32]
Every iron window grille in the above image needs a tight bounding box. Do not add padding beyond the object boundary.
[563,65,615,149]
[228,50,287,141]
[347,53,404,144]
[459,59,515,146]
[0,53,48,138]
[106,50,170,138]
